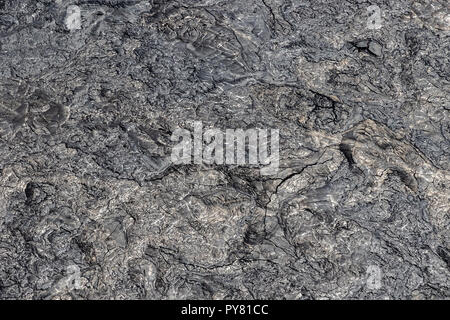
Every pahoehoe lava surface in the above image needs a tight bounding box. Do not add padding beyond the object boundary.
[0,0,449,299]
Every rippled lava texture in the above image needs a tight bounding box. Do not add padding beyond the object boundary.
[0,0,449,299]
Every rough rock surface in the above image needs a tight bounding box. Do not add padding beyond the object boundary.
[0,0,449,299]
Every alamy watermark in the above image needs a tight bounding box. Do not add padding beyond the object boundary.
[367,5,382,30]
[366,265,382,290]
[65,5,81,31]
[170,122,279,175]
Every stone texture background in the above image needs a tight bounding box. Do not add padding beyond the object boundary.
[0,0,448,299]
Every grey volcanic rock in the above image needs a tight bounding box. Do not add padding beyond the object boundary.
[0,0,449,299]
